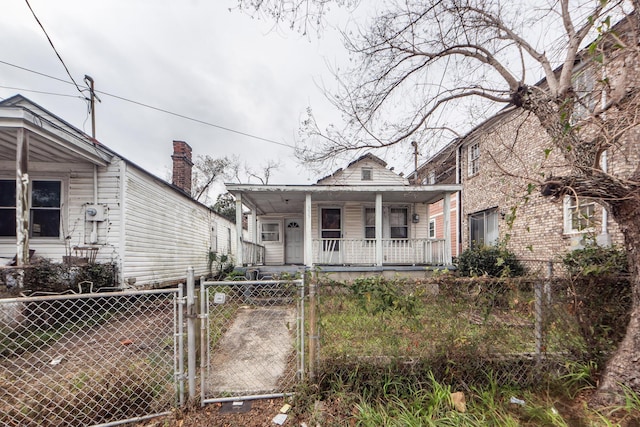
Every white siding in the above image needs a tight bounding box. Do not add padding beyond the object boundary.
[120,166,214,286]
[259,217,284,265]
[318,159,408,186]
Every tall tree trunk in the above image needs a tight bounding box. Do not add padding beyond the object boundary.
[591,199,640,406]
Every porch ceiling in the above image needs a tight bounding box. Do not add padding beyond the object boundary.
[0,111,112,166]
[226,184,462,215]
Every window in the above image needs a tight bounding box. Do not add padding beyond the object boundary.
[564,196,595,233]
[469,208,498,248]
[261,222,280,242]
[572,66,598,122]
[363,206,409,239]
[0,179,61,238]
[428,218,436,239]
[361,167,373,181]
[390,207,408,239]
[364,208,375,239]
[0,180,16,237]
[468,142,480,176]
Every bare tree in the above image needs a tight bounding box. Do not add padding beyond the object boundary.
[240,0,640,404]
[245,159,281,184]
[191,155,231,203]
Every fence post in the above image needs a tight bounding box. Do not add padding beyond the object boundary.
[186,267,196,401]
[308,277,318,381]
[177,283,185,406]
[199,276,207,406]
[534,279,544,364]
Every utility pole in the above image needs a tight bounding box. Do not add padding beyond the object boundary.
[411,140,419,183]
[84,75,100,139]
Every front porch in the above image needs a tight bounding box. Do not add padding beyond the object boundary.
[227,183,461,271]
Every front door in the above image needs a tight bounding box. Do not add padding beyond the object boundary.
[285,218,303,264]
[320,208,341,264]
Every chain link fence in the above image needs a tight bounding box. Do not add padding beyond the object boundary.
[200,278,305,404]
[312,264,624,388]
[0,288,181,427]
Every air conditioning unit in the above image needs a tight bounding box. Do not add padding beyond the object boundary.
[85,204,106,222]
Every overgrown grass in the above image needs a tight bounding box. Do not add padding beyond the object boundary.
[294,362,640,426]
[301,276,639,425]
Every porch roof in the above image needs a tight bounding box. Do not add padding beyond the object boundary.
[225,183,462,215]
[0,105,113,166]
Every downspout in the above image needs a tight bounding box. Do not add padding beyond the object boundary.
[597,57,611,246]
[456,141,462,256]
[90,165,98,244]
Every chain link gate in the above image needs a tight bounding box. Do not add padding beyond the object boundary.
[0,287,184,427]
[198,277,305,404]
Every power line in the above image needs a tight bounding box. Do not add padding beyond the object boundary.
[24,0,86,96]
[0,85,83,99]
[0,60,297,150]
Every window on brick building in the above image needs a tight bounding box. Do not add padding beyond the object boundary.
[468,143,480,176]
[469,208,498,248]
[563,196,595,233]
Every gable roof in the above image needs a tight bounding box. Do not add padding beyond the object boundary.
[316,152,394,184]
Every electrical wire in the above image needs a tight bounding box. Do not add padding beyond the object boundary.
[0,60,298,150]
[24,0,86,96]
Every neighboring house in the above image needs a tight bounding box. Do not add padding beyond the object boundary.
[414,22,636,262]
[0,95,237,288]
[408,144,460,259]
[226,153,461,279]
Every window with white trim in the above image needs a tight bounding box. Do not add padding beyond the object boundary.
[469,208,498,248]
[363,206,409,239]
[572,66,598,122]
[261,222,280,242]
[0,179,62,238]
[364,208,375,239]
[361,167,373,181]
[468,142,480,176]
[564,196,595,233]
[428,218,436,239]
[389,207,408,239]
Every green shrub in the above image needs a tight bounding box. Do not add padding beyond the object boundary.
[456,246,524,278]
[562,244,630,359]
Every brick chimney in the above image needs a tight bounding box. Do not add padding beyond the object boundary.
[171,140,193,195]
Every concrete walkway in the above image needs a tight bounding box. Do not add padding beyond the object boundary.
[206,306,296,395]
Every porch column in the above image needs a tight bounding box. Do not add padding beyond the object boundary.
[375,193,383,266]
[443,192,452,265]
[16,129,29,268]
[235,194,243,266]
[425,203,430,263]
[251,207,258,244]
[304,193,312,267]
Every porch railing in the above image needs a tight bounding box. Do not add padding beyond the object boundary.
[242,240,265,265]
[312,238,448,266]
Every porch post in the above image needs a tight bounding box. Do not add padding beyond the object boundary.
[375,193,383,266]
[251,207,258,244]
[16,129,30,268]
[425,203,430,263]
[235,194,244,266]
[304,193,312,267]
[443,192,451,265]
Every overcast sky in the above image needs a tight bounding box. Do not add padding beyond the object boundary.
[0,0,377,189]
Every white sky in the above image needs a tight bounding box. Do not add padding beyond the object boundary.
[0,0,373,188]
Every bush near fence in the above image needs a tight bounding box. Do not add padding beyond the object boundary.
[313,270,630,390]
